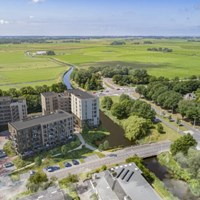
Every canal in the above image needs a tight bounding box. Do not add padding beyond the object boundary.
[144,157,199,200]
[100,111,133,147]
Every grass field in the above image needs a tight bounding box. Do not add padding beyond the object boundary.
[0,38,200,89]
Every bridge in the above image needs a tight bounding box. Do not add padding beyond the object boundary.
[48,141,171,179]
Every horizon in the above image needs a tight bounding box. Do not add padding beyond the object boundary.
[0,0,200,36]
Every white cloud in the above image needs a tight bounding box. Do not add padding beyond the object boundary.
[31,0,45,3]
[29,16,34,19]
[0,19,9,25]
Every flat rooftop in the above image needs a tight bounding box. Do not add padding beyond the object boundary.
[9,110,73,130]
[0,96,12,102]
[20,186,66,200]
[41,92,56,97]
[68,89,95,99]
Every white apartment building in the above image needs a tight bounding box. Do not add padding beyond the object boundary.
[0,96,27,126]
[68,89,99,128]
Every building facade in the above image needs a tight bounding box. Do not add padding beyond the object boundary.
[8,110,74,158]
[41,92,71,115]
[0,96,27,126]
[41,89,100,128]
[68,89,99,128]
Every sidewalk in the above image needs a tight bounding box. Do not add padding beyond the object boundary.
[74,132,98,152]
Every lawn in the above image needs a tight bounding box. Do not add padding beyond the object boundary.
[0,38,200,89]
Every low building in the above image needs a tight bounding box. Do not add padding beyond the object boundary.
[68,89,99,128]
[0,96,27,126]
[183,93,196,101]
[93,163,162,200]
[8,110,74,158]
[41,91,71,115]
[36,51,47,55]
[20,186,66,200]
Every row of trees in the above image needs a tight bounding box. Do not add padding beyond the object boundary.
[102,94,156,121]
[70,68,103,90]
[147,47,173,52]
[0,82,66,113]
[136,81,200,123]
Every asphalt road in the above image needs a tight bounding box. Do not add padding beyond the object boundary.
[48,141,170,179]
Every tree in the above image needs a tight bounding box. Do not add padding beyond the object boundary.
[157,123,164,133]
[187,148,200,177]
[29,172,48,184]
[101,97,113,110]
[103,140,109,150]
[98,144,104,151]
[170,134,197,155]
[119,94,131,102]
[61,145,68,155]
[34,156,42,167]
[122,116,150,141]
[111,103,128,119]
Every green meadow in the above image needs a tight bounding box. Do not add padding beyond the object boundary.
[0,38,200,89]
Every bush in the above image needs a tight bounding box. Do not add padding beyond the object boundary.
[3,141,16,156]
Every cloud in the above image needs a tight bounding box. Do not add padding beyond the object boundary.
[31,0,45,3]
[29,16,34,19]
[0,19,9,25]
[194,4,200,10]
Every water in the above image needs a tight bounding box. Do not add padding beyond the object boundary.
[63,67,73,89]
[144,157,199,200]
[100,111,133,147]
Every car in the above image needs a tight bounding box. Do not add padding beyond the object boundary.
[53,166,60,171]
[46,166,60,172]
[0,150,7,158]
[107,154,117,157]
[64,162,72,168]
[3,162,14,168]
[46,166,54,172]
[29,170,36,176]
[72,159,79,165]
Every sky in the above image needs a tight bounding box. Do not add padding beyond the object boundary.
[0,0,200,36]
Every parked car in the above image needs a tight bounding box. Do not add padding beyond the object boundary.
[46,166,60,172]
[64,162,72,168]
[72,159,79,165]
[3,162,14,168]
[29,170,36,176]
[107,154,117,157]
[0,150,7,158]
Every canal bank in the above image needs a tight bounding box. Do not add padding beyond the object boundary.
[144,157,199,200]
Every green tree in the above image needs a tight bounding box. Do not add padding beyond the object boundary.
[170,134,197,155]
[157,123,164,133]
[122,116,150,141]
[101,97,113,110]
[29,172,48,184]
[119,94,131,102]
[111,103,128,119]
[34,156,42,167]
[61,145,68,155]
[103,140,109,150]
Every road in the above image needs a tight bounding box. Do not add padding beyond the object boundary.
[48,141,170,179]
[99,78,200,145]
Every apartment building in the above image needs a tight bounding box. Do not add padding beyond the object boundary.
[68,89,99,128]
[8,110,74,158]
[0,96,27,126]
[41,91,71,115]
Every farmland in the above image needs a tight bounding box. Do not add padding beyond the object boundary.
[0,38,200,89]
